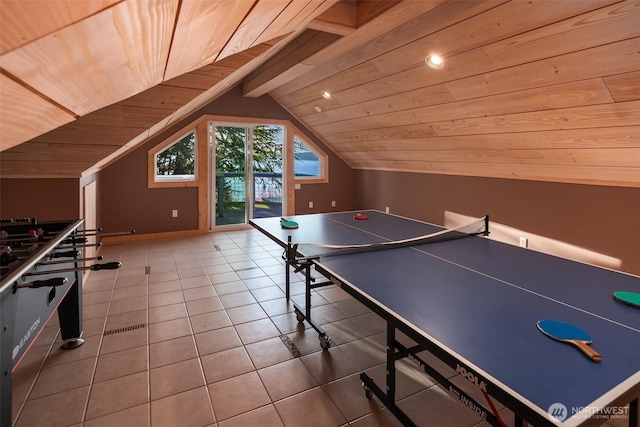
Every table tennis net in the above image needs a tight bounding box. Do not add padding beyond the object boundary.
[293,215,489,259]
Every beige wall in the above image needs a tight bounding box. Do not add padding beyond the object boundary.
[353,170,640,276]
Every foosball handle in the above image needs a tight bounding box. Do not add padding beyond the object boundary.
[16,277,68,289]
[89,262,122,271]
[51,250,80,258]
[64,237,88,245]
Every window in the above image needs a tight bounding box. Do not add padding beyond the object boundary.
[149,129,198,187]
[156,131,196,180]
[294,135,327,183]
[147,117,328,198]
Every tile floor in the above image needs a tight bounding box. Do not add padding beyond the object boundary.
[9,228,625,427]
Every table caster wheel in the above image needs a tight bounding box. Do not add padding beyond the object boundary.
[319,335,331,350]
[295,310,304,322]
[362,382,372,400]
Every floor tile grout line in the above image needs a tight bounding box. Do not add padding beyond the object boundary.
[172,238,217,425]
[11,325,60,424]
[82,245,124,424]
[145,245,152,427]
[196,233,294,426]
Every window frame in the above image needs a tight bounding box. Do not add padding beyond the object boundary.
[148,127,198,188]
[146,115,330,231]
[292,133,328,185]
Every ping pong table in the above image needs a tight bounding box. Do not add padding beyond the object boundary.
[250,210,640,427]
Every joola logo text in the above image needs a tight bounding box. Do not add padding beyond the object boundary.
[456,364,487,392]
[449,386,488,419]
[407,354,425,370]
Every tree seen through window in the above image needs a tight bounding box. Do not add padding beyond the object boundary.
[156,131,196,178]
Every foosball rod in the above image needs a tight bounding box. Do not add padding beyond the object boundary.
[53,242,103,250]
[6,249,81,263]
[37,256,104,266]
[1,236,89,245]
[6,242,102,255]
[0,228,99,239]
[0,227,136,243]
[1,228,134,240]
[47,229,134,242]
[81,229,136,237]
[14,277,68,289]
[23,262,122,277]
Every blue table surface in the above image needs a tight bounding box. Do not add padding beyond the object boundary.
[250,210,640,426]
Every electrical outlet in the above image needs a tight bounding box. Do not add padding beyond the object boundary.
[172,209,178,218]
[385,206,390,214]
[519,237,528,248]
[331,201,336,207]
[309,201,313,208]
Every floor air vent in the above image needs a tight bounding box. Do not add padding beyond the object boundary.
[279,334,301,357]
[104,323,148,336]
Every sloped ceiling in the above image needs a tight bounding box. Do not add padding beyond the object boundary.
[0,0,343,175]
[1,0,638,187]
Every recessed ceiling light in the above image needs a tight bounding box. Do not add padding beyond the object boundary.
[314,105,322,113]
[425,54,444,69]
[320,91,332,99]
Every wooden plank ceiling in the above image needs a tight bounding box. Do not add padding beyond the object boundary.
[1,0,639,187]
[0,0,341,175]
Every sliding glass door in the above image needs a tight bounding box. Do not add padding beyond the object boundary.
[252,125,284,220]
[212,124,284,228]
[214,125,248,227]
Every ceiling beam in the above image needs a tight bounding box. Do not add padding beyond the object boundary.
[356,0,403,26]
[307,1,356,36]
[242,30,342,98]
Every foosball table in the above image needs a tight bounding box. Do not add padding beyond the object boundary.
[0,218,124,426]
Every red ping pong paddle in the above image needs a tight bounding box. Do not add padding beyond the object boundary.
[353,213,368,220]
[613,291,640,308]
[537,319,602,362]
